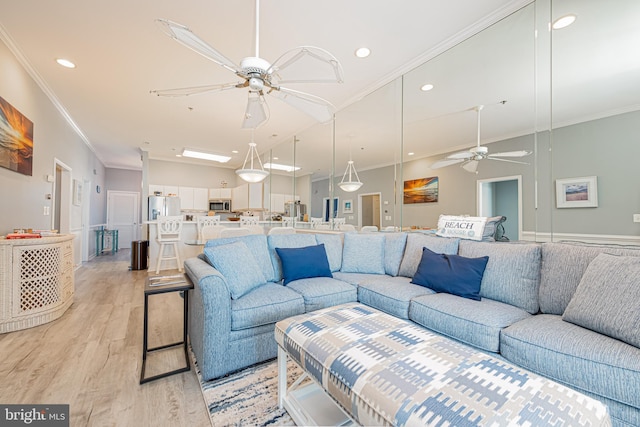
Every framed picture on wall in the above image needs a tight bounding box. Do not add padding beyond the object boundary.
[403,177,439,204]
[343,199,353,214]
[555,176,598,208]
[0,96,34,176]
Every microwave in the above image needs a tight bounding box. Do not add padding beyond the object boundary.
[209,199,232,212]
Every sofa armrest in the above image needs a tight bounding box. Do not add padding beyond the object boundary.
[184,257,233,380]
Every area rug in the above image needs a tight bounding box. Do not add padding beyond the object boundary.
[193,353,304,427]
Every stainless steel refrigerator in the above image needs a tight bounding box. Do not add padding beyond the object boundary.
[148,196,181,220]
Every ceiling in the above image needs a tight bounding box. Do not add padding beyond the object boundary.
[0,0,530,171]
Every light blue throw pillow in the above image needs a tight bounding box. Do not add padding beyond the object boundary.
[204,241,267,300]
[341,233,385,274]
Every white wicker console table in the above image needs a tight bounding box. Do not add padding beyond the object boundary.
[0,235,74,333]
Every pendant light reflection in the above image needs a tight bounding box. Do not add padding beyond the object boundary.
[339,160,363,192]
[236,131,269,183]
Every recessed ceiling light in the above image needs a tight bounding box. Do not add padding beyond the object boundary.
[264,163,301,172]
[408,152,415,156]
[56,58,76,69]
[420,84,434,92]
[355,47,371,58]
[273,157,279,160]
[552,14,577,30]
[181,148,231,163]
[232,150,239,154]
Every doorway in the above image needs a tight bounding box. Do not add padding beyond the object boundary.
[358,193,382,229]
[322,197,339,222]
[53,159,72,234]
[107,191,140,249]
[477,175,522,241]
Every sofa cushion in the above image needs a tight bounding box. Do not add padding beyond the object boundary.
[357,275,435,319]
[332,271,384,287]
[501,314,640,410]
[268,233,319,281]
[458,240,541,314]
[286,277,357,312]
[411,247,488,301]
[562,253,640,348]
[383,232,407,276]
[204,234,276,282]
[314,234,343,272]
[341,233,385,274]
[398,233,459,278]
[230,283,305,330]
[275,244,332,285]
[410,294,531,352]
[539,242,640,315]
[204,241,267,299]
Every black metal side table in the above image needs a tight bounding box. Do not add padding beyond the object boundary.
[140,273,194,384]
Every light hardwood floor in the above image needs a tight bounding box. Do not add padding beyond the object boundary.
[0,250,211,426]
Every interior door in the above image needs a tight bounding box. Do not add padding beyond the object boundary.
[107,191,140,249]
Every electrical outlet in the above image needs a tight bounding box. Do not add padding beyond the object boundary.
[634,214,640,223]
[43,206,50,216]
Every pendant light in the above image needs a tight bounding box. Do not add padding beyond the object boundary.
[339,146,363,192]
[236,131,269,183]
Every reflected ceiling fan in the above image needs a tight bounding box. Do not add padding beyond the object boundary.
[150,0,344,129]
[430,105,532,173]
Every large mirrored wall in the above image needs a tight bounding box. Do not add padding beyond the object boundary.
[263,0,640,244]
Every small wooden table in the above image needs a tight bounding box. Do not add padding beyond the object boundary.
[140,273,194,384]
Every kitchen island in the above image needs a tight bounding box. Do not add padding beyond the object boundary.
[146,220,302,271]
[0,234,74,333]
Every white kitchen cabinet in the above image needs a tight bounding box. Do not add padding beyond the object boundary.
[179,187,195,210]
[231,183,264,211]
[193,187,209,211]
[270,193,286,213]
[232,184,249,212]
[248,183,263,210]
[179,186,209,211]
[149,184,164,196]
[164,186,180,196]
[209,188,232,200]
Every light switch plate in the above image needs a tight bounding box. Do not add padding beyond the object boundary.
[633,214,640,223]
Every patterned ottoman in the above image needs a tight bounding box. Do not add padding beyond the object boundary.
[275,302,611,426]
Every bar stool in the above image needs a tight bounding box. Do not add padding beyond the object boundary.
[155,215,184,273]
[197,215,221,240]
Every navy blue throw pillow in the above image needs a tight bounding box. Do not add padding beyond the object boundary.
[411,247,488,300]
[275,244,333,285]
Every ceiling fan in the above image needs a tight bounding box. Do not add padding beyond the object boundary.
[430,105,532,173]
[151,0,344,129]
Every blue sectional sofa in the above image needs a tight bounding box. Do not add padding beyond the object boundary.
[183,232,640,427]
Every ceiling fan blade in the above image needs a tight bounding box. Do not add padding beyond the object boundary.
[447,150,475,160]
[241,92,269,129]
[268,46,344,84]
[462,160,479,173]
[489,150,532,158]
[486,156,530,165]
[156,19,241,74]
[150,82,241,97]
[270,86,335,123]
[430,158,465,169]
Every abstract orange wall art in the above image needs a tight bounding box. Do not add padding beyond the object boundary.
[0,96,33,176]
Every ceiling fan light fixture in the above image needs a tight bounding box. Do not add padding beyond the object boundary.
[236,141,269,183]
[339,160,363,192]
